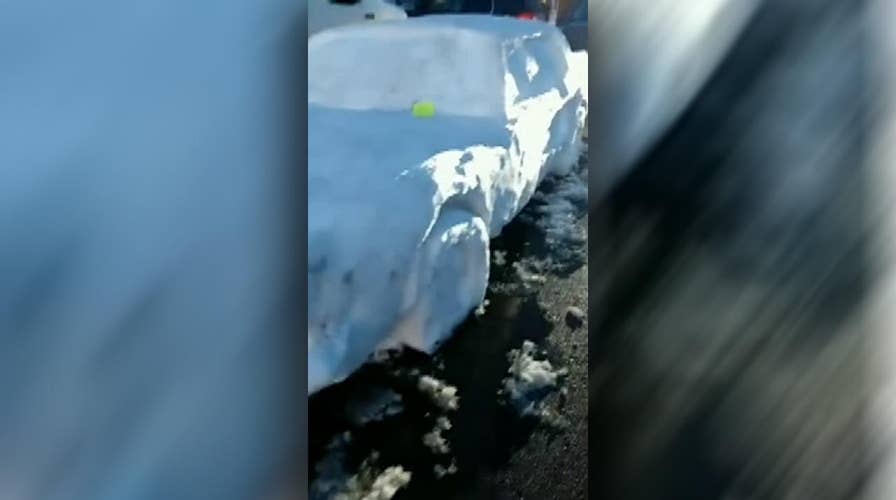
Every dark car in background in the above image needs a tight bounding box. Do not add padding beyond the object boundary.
[389,0,586,49]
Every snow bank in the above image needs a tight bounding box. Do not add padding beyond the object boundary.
[309,15,587,393]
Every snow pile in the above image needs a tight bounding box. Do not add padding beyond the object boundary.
[309,15,587,393]
[502,340,567,416]
[417,375,460,412]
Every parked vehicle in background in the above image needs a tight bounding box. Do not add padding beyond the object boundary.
[398,0,560,20]
[559,0,585,50]
[309,0,408,36]
[389,0,585,48]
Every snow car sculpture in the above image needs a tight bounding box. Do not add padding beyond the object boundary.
[308,15,587,393]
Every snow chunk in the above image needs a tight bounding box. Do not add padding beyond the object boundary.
[422,416,452,455]
[417,375,460,412]
[492,250,508,267]
[474,298,490,317]
[308,15,587,393]
[504,341,563,397]
[502,340,567,416]
[434,460,458,479]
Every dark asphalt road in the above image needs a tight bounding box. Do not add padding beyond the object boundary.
[308,156,588,499]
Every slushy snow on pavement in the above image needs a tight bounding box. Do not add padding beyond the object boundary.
[311,433,412,500]
[502,340,568,417]
[309,15,588,393]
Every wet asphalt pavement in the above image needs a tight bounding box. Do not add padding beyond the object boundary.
[309,155,588,500]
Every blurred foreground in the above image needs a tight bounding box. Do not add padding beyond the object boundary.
[591,0,896,499]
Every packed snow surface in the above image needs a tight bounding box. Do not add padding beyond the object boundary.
[309,15,587,393]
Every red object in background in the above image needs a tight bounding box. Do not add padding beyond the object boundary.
[517,12,537,20]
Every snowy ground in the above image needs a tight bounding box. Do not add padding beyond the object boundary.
[309,151,588,500]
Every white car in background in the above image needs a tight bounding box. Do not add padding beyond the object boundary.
[308,14,587,393]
